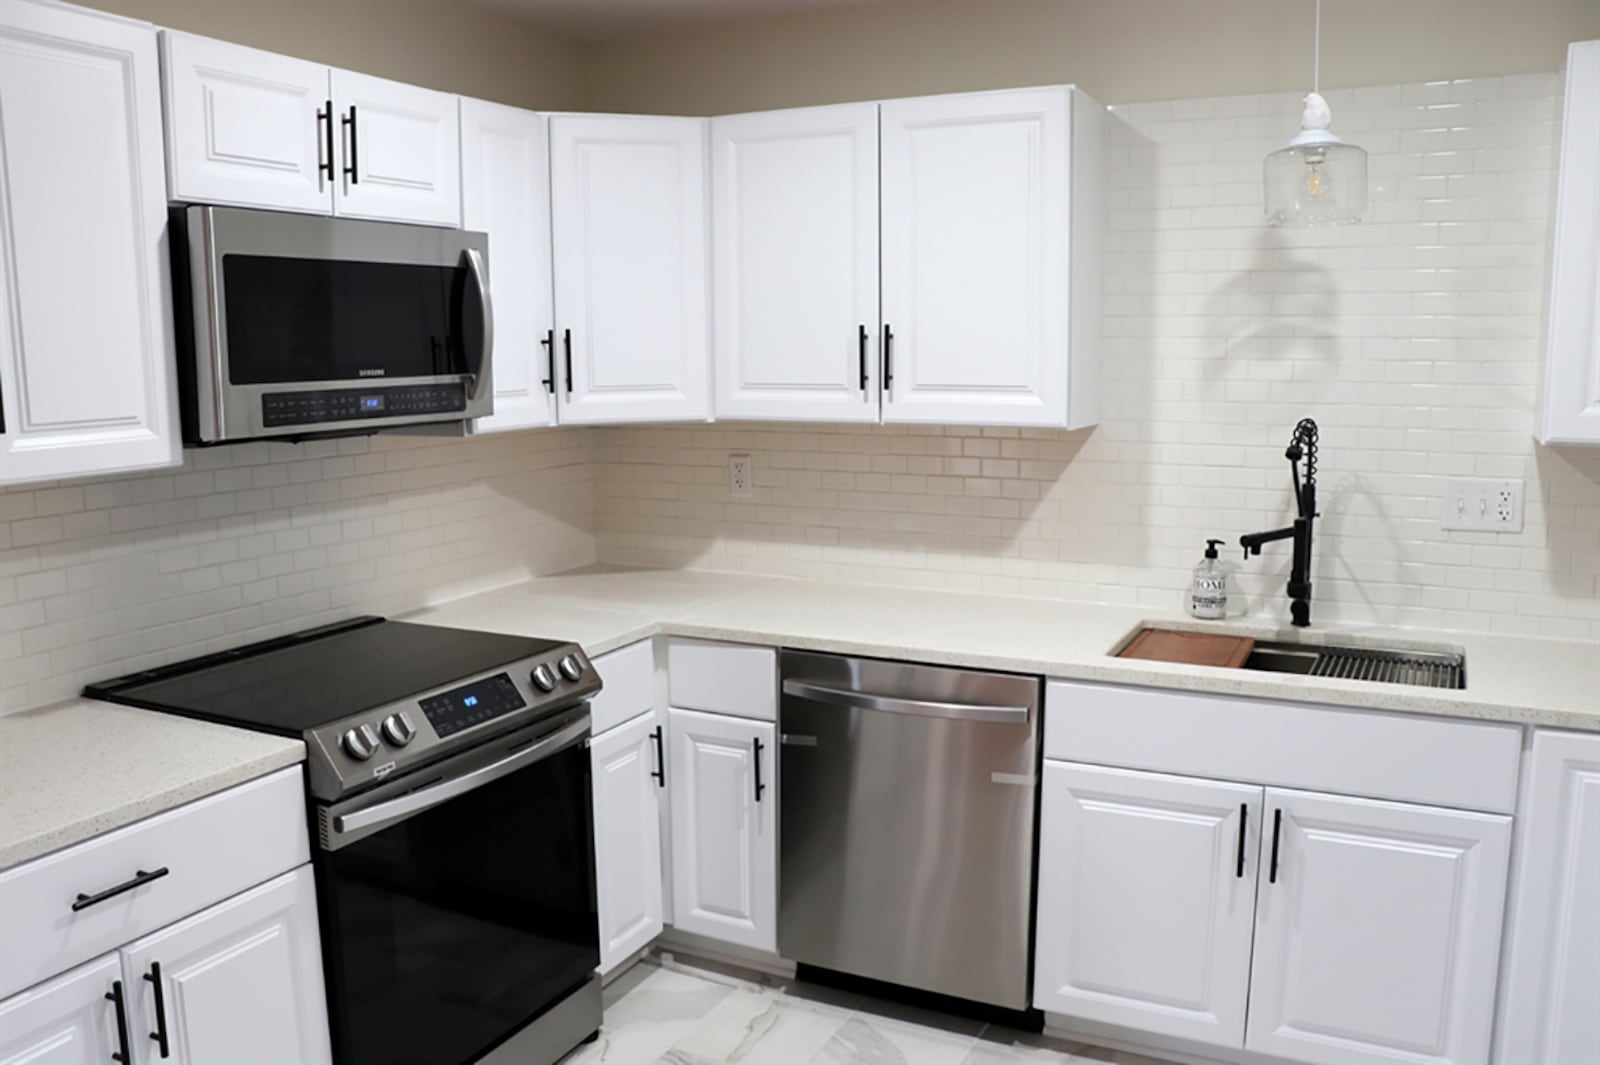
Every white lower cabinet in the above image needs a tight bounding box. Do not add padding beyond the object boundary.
[120,866,330,1065]
[0,954,122,1065]
[1495,730,1600,1065]
[591,712,666,974]
[1034,763,1260,1049]
[667,707,776,952]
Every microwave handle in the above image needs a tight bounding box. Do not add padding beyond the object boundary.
[463,247,493,400]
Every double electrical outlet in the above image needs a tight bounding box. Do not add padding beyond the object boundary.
[729,455,753,499]
[1442,478,1524,532]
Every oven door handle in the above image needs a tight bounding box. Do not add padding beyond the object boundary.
[331,717,588,838]
[463,247,493,401]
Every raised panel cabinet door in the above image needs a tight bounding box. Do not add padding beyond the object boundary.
[0,1,180,485]
[591,712,666,974]
[331,68,460,227]
[120,866,331,1065]
[160,32,333,213]
[880,88,1070,427]
[1540,40,1600,445]
[667,707,776,952]
[460,98,556,432]
[712,104,880,422]
[1495,730,1600,1065]
[550,115,710,425]
[1033,762,1260,1049]
[0,954,121,1065]
[1246,788,1512,1065]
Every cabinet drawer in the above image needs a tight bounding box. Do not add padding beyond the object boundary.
[590,640,657,735]
[1045,680,1520,814]
[667,639,776,722]
[0,766,308,999]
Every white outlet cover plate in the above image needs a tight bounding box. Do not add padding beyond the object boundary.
[1442,477,1524,532]
[730,455,753,499]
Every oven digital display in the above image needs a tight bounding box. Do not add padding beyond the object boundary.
[418,673,525,738]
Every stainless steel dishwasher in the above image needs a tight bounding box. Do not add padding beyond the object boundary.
[778,649,1041,1010]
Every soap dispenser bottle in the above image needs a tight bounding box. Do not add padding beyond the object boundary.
[1189,539,1230,620]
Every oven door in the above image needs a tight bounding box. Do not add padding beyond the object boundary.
[180,204,493,442]
[315,709,597,1065]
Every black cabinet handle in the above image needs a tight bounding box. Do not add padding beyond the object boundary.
[106,980,132,1064]
[317,100,334,187]
[341,105,359,184]
[882,324,894,390]
[145,962,170,1058]
[1236,804,1248,879]
[73,867,169,912]
[1269,808,1283,884]
[539,329,555,394]
[563,328,573,397]
[858,324,869,394]
[650,725,665,788]
[753,737,765,802]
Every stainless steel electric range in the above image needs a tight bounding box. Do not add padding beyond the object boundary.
[86,616,604,1065]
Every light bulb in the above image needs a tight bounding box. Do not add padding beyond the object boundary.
[1304,148,1327,199]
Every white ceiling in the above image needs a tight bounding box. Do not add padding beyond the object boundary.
[461,0,906,40]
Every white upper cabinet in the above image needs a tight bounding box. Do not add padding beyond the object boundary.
[667,706,776,952]
[0,954,121,1065]
[591,712,666,974]
[331,68,460,227]
[1034,763,1261,1050]
[880,86,1100,428]
[460,98,556,432]
[711,103,880,422]
[1495,730,1600,1065]
[161,32,332,214]
[550,115,710,425]
[0,0,180,486]
[1246,788,1510,1065]
[1540,40,1600,445]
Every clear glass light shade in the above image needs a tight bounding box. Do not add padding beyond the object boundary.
[1264,137,1368,226]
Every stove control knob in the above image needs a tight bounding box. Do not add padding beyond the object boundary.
[530,663,557,693]
[558,654,585,682]
[381,711,416,748]
[342,724,380,761]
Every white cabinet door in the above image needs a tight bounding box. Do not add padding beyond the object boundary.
[667,707,775,951]
[591,712,666,974]
[1540,40,1600,445]
[880,88,1070,427]
[1495,730,1600,1065]
[331,68,460,227]
[160,32,333,214]
[550,115,709,425]
[1246,789,1511,1065]
[0,1,180,486]
[120,866,331,1065]
[712,104,880,422]
[1034,762,1260,1049]
[0,954,121,1065]
[461,98,556,432]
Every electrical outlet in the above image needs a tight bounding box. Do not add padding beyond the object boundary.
[1442,478,1524,532]
[729,454,753,499]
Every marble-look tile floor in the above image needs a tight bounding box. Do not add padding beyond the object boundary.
[562,955,1181,1065]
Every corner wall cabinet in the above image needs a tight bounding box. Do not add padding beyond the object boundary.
[1540,40,1600,445]
[162,31,460,226]
[0,0,181,486]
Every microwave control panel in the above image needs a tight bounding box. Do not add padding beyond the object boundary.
[262,384,466,427]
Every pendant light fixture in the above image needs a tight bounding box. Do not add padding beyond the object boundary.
[1265,0,1368,226]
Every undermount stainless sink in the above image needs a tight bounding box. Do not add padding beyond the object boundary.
[1242,641,1466,689]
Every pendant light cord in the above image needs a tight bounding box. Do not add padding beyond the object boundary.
[1313,0,1321,93]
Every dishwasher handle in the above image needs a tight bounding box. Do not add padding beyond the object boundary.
[781,679,1031,723]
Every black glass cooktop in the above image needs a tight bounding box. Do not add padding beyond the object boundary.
[85,617,562,735]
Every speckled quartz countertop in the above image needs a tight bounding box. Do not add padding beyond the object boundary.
[0,701,304,869]
[408,565,1600,732]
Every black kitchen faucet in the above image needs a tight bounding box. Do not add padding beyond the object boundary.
[1240,418,1319,627]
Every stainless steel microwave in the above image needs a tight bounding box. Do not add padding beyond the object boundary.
[171,206,493,444]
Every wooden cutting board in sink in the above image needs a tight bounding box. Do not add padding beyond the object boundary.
[1117,628,1256,669]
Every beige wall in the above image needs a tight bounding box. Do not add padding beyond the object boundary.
[580,0,1600,114]
[76,0,585,111]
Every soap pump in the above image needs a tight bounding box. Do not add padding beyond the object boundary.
[1189,539,1230,620]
